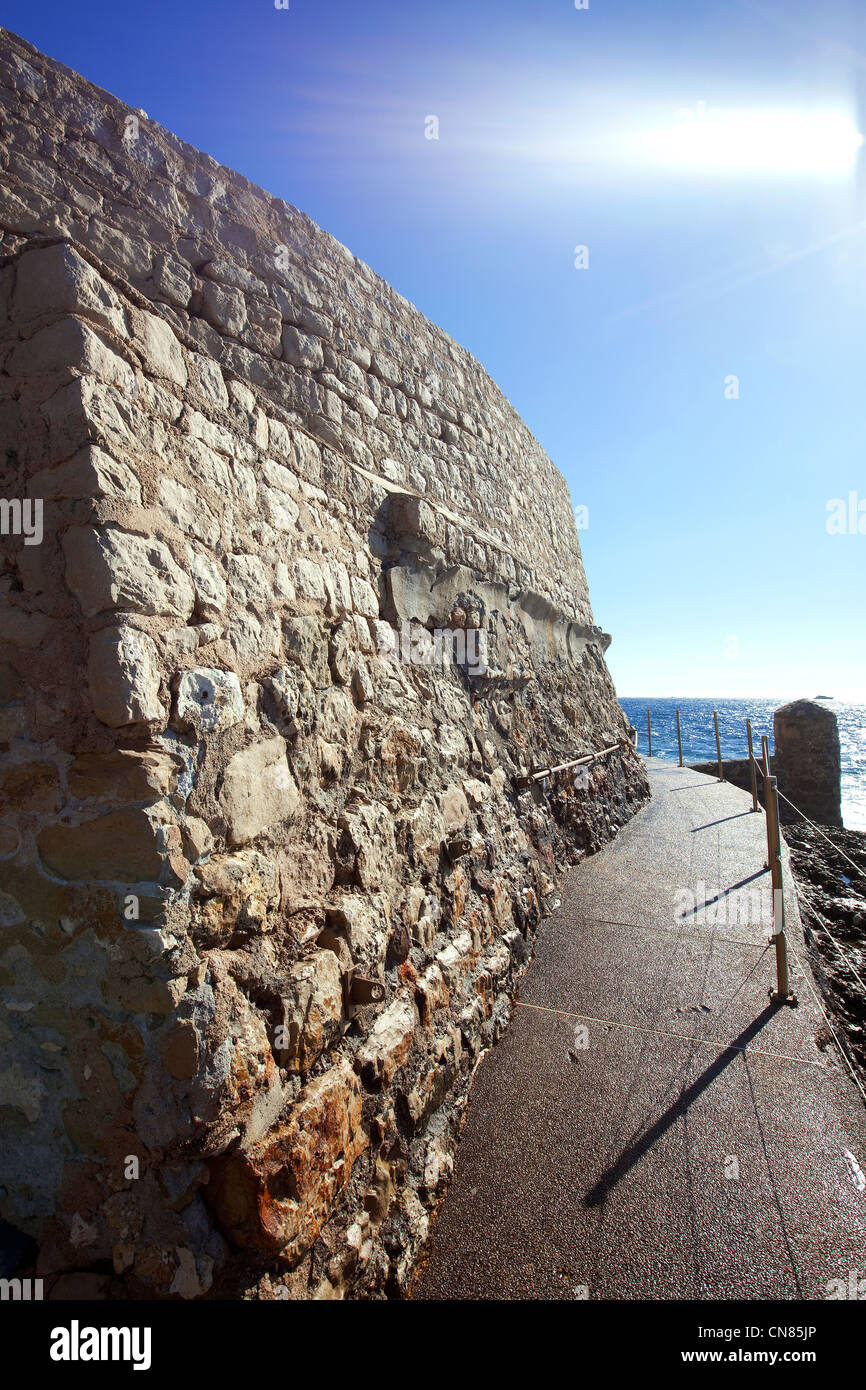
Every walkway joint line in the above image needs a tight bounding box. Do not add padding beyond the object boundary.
[584,915,775,951]
[512,999,828,1068]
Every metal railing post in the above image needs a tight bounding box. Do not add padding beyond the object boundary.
[675,708,683,767]
[746,717,758,812]
[760,736,771,866]
[646,709,652,758]
[765,774,796,1005]
[713,710,723,781]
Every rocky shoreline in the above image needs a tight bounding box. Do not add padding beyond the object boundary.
[783,822,866,1082]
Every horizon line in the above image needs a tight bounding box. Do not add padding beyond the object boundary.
[616,694,859,702]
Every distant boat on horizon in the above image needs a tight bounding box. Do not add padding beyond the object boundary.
[815,694,833,700]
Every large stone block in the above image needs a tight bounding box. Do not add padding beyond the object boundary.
[201,280,247,338]
[415,963,450,1026]
[401,1036,459,1133]
[133,308,188,388]
[208,1060,367,1258]
[385,565,437,624]
[159,477,220,546]
[219,736,298,845]
[10,317,130,383]
[28,445,142,505]
[37,804,181,883]
[322,559,353,618]
[292,556,325,602]
[175,668,244,734]
[63,525,195,618]
[282,615,330,688]
[441,784,470,834]
[350,576,379,618]
[337,802,397,891]
[187,546,228,615]
[193,849,280,947]
[67,749,179,802]
[153,252,193,309]
[325,893,390,977]
[227,553,274,608]
[12,242,126,336]
[355,994,417,1087]
[261,484,300,533]
[39,375,132,464]
[281,325,324,370]
[88,624,165,728]
[278,950,344,1072]
[0,761,59,816]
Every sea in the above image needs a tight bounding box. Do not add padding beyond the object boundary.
[618,697,866,833]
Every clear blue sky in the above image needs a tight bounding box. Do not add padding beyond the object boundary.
[6,0,865,698]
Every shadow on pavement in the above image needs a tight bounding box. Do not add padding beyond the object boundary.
[584,1003,779,1208]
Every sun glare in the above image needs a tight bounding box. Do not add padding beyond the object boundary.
[631,106,864,177]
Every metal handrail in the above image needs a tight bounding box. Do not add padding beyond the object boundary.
[516,740,624,788]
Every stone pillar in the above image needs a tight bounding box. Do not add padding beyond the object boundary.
[773,700,842,827]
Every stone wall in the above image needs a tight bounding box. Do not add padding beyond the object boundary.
[0,30,649,1299]
[774,700,842,828]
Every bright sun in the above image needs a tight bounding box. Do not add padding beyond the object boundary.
[631,106,864,176]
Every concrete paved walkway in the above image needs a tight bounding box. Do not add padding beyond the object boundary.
[413,758,866,1300]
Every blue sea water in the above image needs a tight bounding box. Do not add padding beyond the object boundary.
[618,697,866,833]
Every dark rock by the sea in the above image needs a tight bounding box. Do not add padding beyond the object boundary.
[784,823,866,1078]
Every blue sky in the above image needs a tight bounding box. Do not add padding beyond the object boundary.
[5,0,865,698]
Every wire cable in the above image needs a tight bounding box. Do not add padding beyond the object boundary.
[750,757,866,995]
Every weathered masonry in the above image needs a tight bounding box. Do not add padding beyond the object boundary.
[0,30,649,1299]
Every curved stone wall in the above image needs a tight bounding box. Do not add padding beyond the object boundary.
[0,29,649,1300]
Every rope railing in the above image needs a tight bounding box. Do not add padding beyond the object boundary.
[785,932,866,1108]
[750,757,865,881]
[750,756,866,999]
